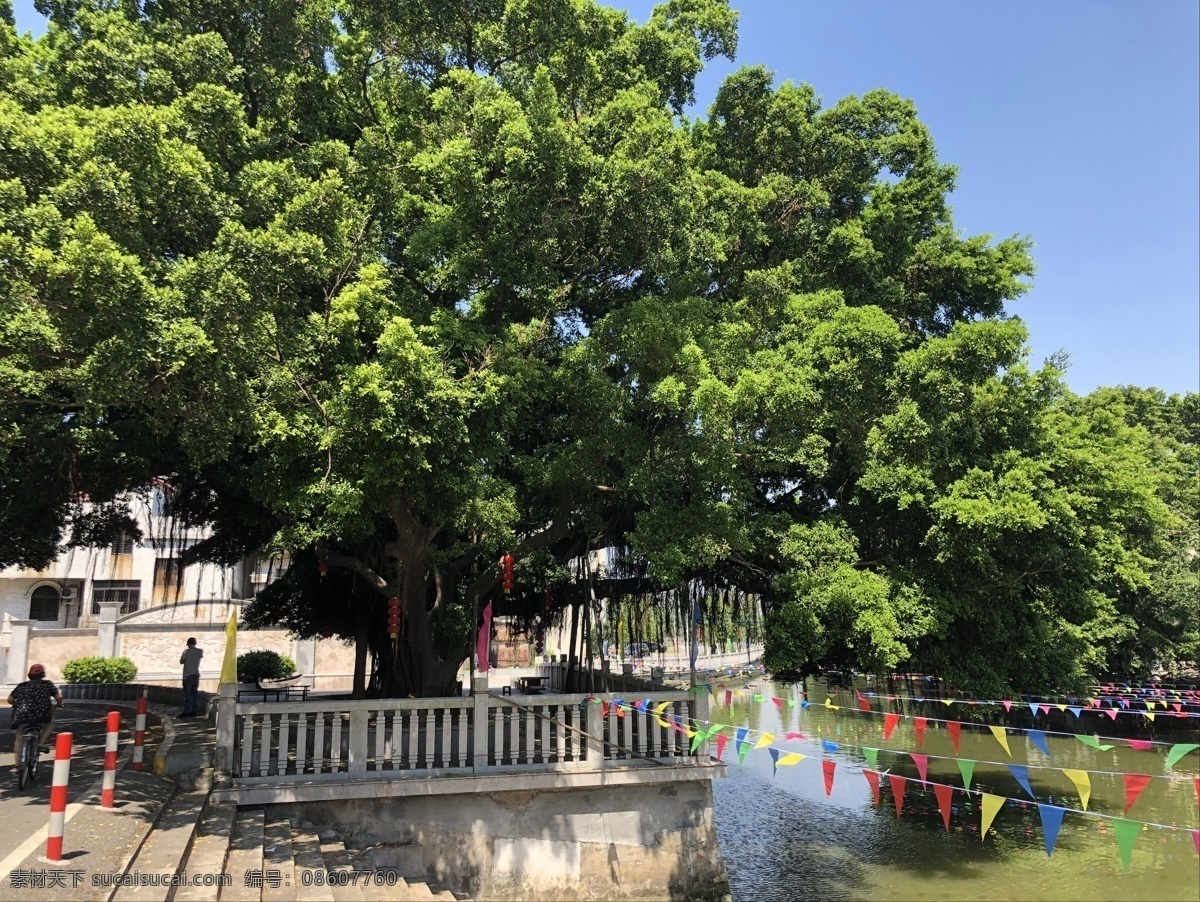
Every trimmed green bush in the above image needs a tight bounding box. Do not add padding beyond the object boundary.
[236,650,296,683]
[62,656,138,684]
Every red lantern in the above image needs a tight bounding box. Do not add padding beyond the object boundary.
[317,560,329,578]
[387,596,401,638]
[501,553,515,594]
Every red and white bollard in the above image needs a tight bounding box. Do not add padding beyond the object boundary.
[46,732,73,862]
[132,695,147,772]
[100,710,119,808]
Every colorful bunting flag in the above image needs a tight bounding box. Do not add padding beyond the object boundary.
[655,701,671,715]
[724,690,732,708]
[735,728,750,766]
[1192,830,1199,857]
[1105,708,1120,721]
[890,774,908,818]
[772,697,784,710]
[1027,730,1052,757]
[948,721,962,756]
[859,697,872,712]
[980,793,1005,840]
[913,717,927,748]
[1037,805,1065,857]
[778,751,804,771]
[1008,764,1035,799]
[1062,769,1091,810]
[863,747,879,770]
[715,733,728,761]
[754,732,775,750]
[1113,818,1140,871]
[768,747,780,776]
[863,769,882,808]
[822,759,836,796]
[1038,704,1052,716]
[824,697,840,710]
[1124,738,1152,751]
[1067,706,1082,718]
[884,713,900,740]
[1001,700,1012,712]
[934,783,954,831]
[1074,734,1114,751]
[1165,743,1200,770]
[1028,702,1040,718]
[822,740,839,754]
[989,725,1011,757]
[957,758,976,792]
[943,698,956,707]
[911,753,929,784]
[1123,774,1151,814]
[784,731,805,741]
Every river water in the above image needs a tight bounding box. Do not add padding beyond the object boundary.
[708,678,1200,902]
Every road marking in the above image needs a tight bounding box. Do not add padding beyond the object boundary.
[0,747,133,882]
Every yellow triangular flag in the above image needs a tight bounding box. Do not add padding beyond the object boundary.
[656,717,671,729]
[685,726,697,737]
[754,732,776,750]
[824,698,840,710]
[1062,769,1091,810]
[980,793,1005,839]
[1056,704,1067,712]
[943,698,956,706]
[778,752,805,767]
[219,609,238,685]
[655,701,671,715]
[988,725,1011,757]
[1144,711,1155,722]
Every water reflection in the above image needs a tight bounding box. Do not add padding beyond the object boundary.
[710,679,1200,901]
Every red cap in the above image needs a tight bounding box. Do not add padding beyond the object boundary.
[27,663,46,677]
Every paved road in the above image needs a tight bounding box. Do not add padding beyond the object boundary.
[0,706,139,864]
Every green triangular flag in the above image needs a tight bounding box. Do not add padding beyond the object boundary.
[1113,818,1141,871]
[753,694,765,702]
[1074,734,1115,752]
[863,747,879,770]
[1165,743,1199,770]
[787,699,796,707]
[690,729,712,754]
[737,740,751,766]
[957,758,976,792]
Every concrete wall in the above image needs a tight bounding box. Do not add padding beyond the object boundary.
[26,629,96,681]
[282,778,730,901]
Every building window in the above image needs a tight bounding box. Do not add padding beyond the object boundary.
[153,558,182,588]
[112,533,135,556]
[29,586,61,622]
[92,580,141,615]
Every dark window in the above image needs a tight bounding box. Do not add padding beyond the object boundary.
[112,533,135,556]
[153,558,182,588]
[29,586,61,622]
[92,580,141,615]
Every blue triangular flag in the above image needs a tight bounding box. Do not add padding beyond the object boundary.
[769,747,780,777]
[801,701,811,709]
[1037,805,1065,857]
[1027,730,1052,757]
[822,740,839,753]
[1008,764,1035,799]
[1067,707,1082,718]
[1029,702,1040,717]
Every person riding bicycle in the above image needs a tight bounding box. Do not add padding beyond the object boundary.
[7,664,62,769]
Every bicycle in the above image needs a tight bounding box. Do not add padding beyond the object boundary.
[16,724,45,791]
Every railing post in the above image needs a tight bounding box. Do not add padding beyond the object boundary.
[472,675,490,773]
[691,674,711,761]
[213,683,237,787]
[585,697,604,768]
[348,708,369,777]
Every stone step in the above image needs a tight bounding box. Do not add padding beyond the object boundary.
[288,830,335,902]
[174,802,236,902]
[112,789,208,902]
[318,840,365,902]
[218,808,264,902]
[260,818,297,902]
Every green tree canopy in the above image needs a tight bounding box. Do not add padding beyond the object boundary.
[1,0,1192,696]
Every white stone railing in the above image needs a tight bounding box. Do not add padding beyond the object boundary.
[218,680,704,786]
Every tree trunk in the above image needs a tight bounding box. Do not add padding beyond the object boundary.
[352,609,369,699]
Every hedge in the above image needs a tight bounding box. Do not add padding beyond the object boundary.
[62,656,138,684]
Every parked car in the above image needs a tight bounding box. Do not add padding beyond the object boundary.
[623,642,651,658]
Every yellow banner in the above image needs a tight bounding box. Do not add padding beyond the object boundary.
[219,609,238,686]
[980,793,1005,839]
[1062,769,1091,810]
[988,725,1011,757]
[777,752,805,767]
[754,732,776,750]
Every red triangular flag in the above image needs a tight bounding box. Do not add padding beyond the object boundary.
[948,721,962,755]
[884,713,900,740]
[772,697,784,710]
[914,717,927,748]
[911,752,929,784]
[1124,774,1152,813]
[1106,708,1119,720]
[1193,830,1199,857]
[859,697,872,712]
[863,769,881,808]
[934,783,954,831]
[822,759,836,796]
[1126,739,1153,751]
[715,733,728,761]
[1194,776,1199,808]
[1171,703,1182,712]
[601,701,610,718]
[890,774,908,817]
[1038,704,1052,716]
[1001,700,1012,712]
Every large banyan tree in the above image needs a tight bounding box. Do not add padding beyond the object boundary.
[3,0,1194,696]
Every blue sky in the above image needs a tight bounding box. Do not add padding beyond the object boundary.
[11,1,1199,395]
